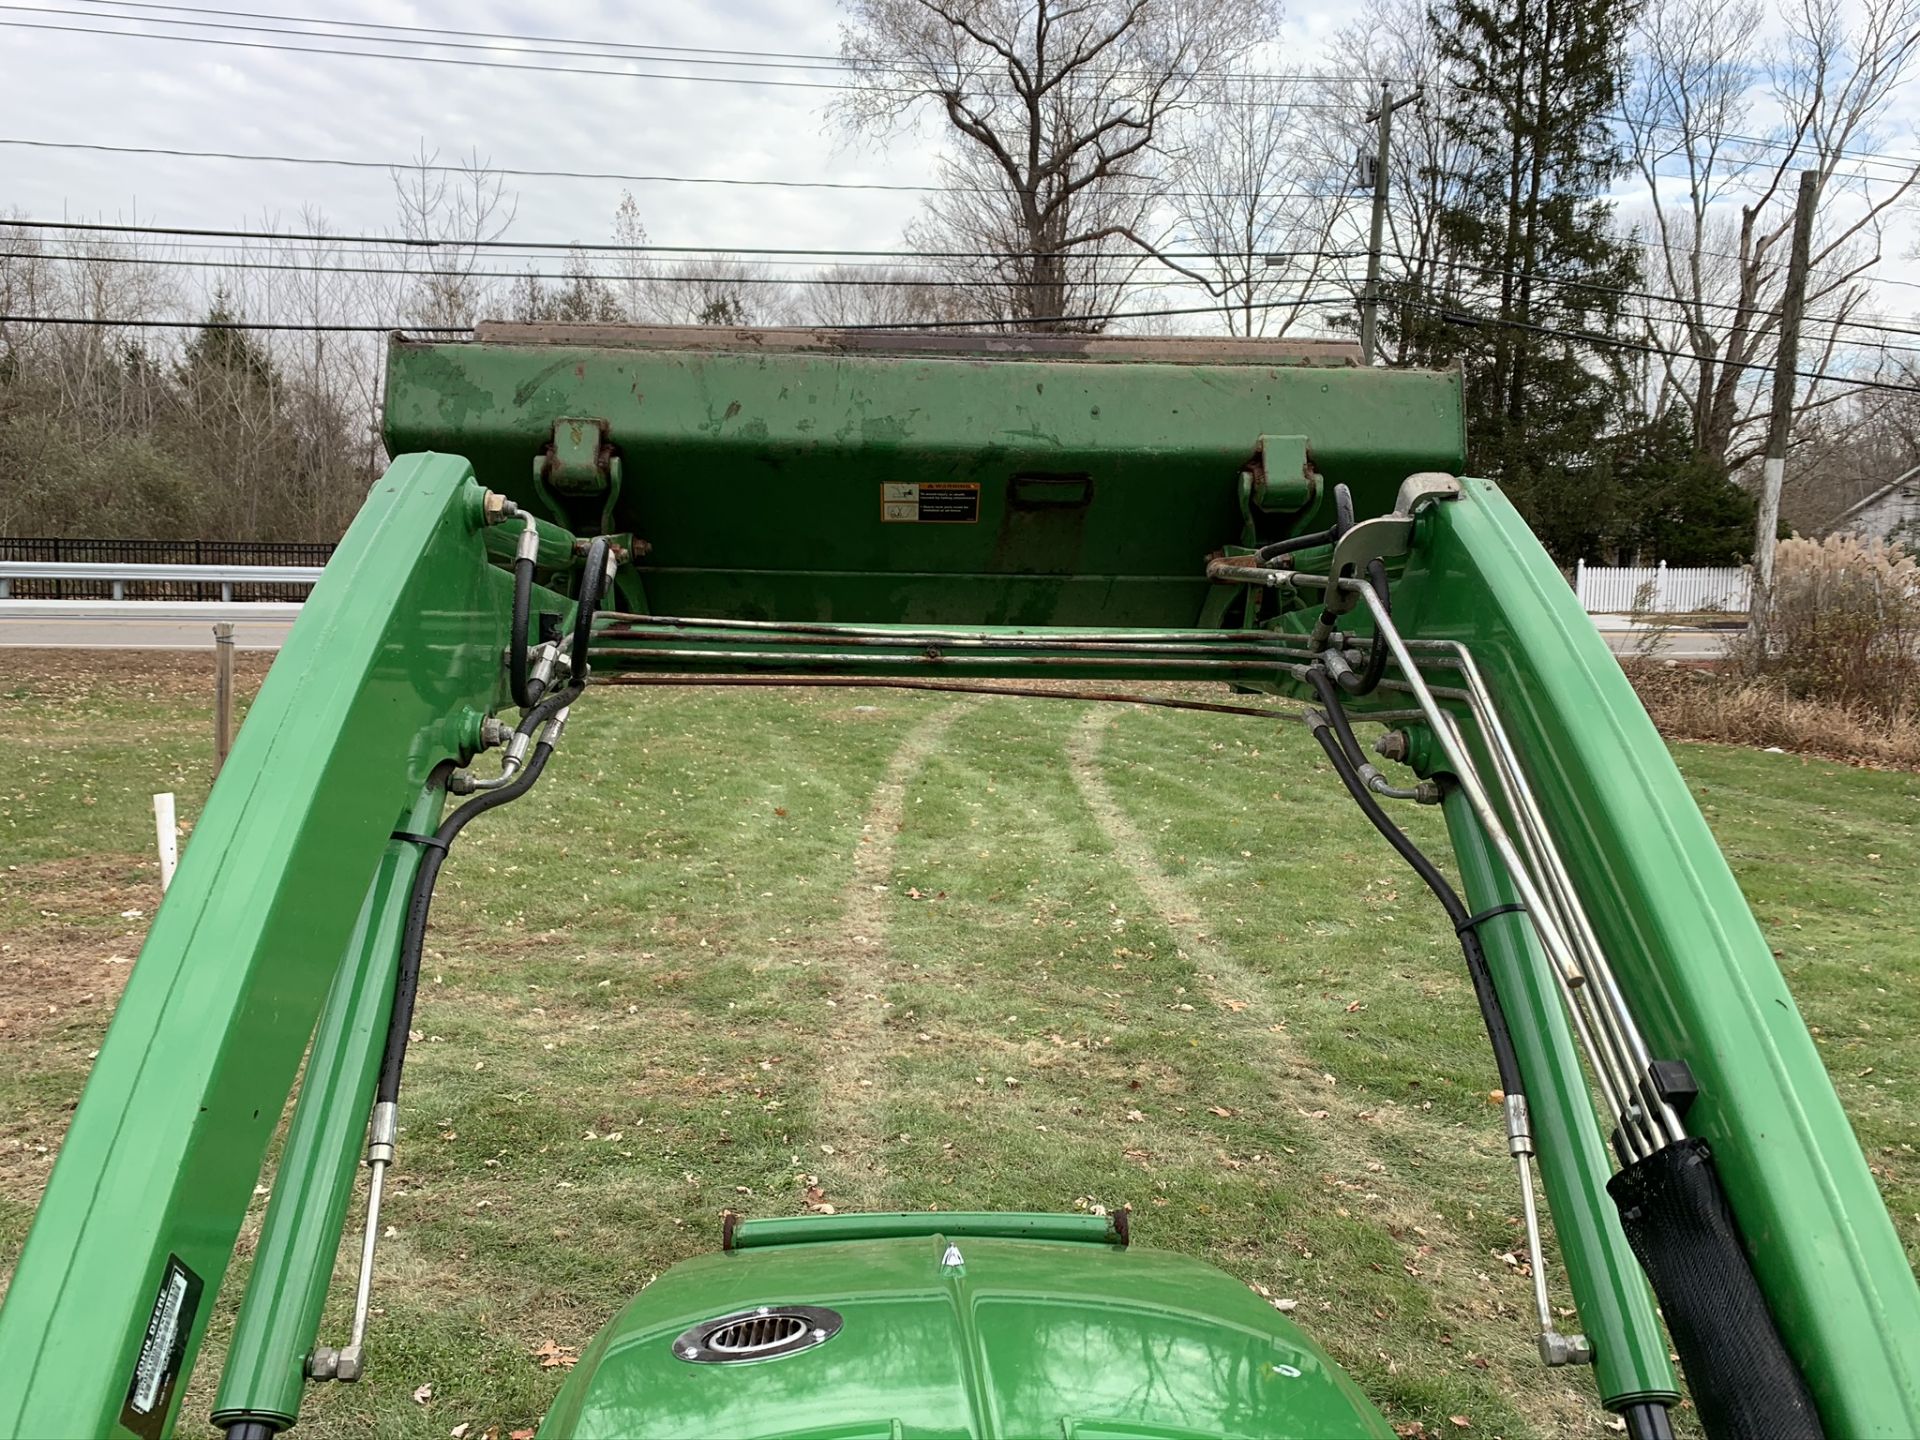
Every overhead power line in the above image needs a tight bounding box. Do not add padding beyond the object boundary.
[0,294,1358,335]
[1428,256,1920,344]
[68,0,872,66]
[0,216,1366,265]
[10,219,1911,344]
[0,136,1349,204]
[4,231,1287,277]
[51,0,1380,84]
[0,246,1368,291]
[24,4,1920,180]
[0,312,466,333]
[1405,296,1920,396]
[0,15,1371,109]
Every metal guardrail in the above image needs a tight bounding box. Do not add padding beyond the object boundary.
[0,560,325,602]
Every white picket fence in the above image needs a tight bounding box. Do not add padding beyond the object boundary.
[1572,559,1751,615]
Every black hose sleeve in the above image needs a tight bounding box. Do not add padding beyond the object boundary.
[221,1421,280,1440]
[374,736,559,1106]
[1609,1139,1823,1440]
[509,553,535,709]
[1308,713,1526,1099]
[1307,484,1360,634]
[1251,481,1355,566]
[570,536,612,682]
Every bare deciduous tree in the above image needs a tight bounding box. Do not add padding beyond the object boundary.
[1621,0,1920,469]
[1171,72,1362,336]
[388,144,517,327]
[836,0,1283,329]
[625,254,799,327]
[799,263,969,327]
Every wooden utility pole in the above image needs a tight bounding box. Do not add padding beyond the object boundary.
[1359,84,1422,365]
[1749,169,1819,635]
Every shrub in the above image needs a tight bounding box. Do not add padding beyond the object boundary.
[1628,663,1920,768]
[1735,534,1920,717]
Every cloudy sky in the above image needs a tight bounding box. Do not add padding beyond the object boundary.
[1,0,1914,331]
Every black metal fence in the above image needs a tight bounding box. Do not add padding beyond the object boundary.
[0,537,336,601]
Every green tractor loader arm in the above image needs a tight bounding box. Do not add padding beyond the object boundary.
[0,325,1912,1440]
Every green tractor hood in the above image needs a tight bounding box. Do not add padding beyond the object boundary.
[537,1213,1391,1440]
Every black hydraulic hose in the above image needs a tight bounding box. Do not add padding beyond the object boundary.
[1622,1400,1676,1440]
[1254,525,1336,565]
[1306,665,1371,774]
[1251,481,1358,567]
[518,677,584,738]
[1349,558,1393,696]
[374,728,561,1107]
[570,535,613,682]
[509,548,536,709]
[1305,700,1526,1099]
[1307,483,1361,637]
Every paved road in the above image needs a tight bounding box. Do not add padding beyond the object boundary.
[1592,617,1736,660]
[0,600,1735,659]
[0,601,300,649]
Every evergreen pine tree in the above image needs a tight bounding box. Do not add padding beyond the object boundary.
[1410,0,1643,558]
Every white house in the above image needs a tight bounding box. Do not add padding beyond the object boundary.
[1828,462,1920,544]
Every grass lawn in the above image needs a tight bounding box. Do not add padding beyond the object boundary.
[1,652,1915,1440]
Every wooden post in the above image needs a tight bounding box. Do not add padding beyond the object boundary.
[1750,169,1819,639]
[213,622,235,775]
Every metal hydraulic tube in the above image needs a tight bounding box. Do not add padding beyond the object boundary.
[1414,638,1686,1154]
[209,783,449,1430]
[1350,581,1679,1157]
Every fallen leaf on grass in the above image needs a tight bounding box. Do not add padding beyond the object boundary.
[412,1383,433,1404]
[1206,1105,1235,1117]
[449,1425,469,1438]
[511,1430,536,1440]
[531,1340,579,1370]
[1449,1417,1471,1430]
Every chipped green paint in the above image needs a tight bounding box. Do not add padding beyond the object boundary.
[385,338,1466,625]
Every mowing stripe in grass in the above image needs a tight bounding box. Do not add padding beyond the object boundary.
[1067,706,1597,1437]
[1067,709,1382,1123]
[811,698,978,1208]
